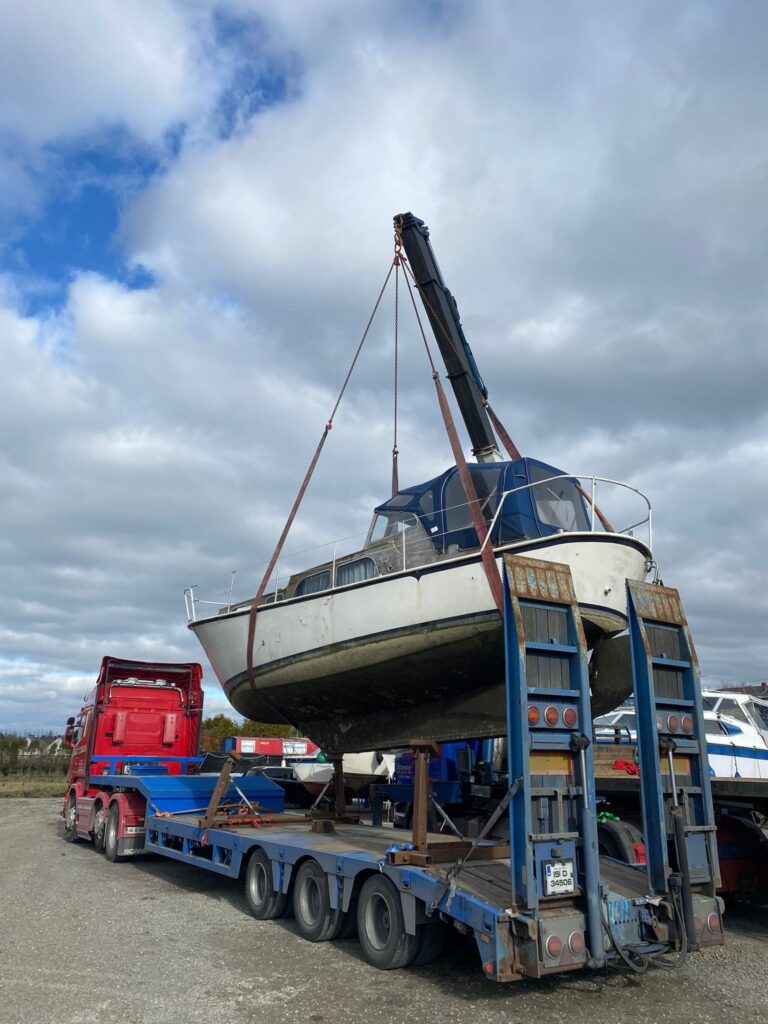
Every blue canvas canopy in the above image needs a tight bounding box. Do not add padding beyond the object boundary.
[371,457,591,553]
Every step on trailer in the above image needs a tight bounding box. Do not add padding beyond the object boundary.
[62,554,724,982]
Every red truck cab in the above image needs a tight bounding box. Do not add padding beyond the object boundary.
[62,657,203,856]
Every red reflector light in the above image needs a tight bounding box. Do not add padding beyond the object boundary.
[707,912,721,934]
[544,706,559,727]
[632,842,646,865]
[567,931,585,955]
[681,715,694,734]
[528,705,540,726]
[545,934,563,959]
[666,714,680,733]
[563,707,578,728]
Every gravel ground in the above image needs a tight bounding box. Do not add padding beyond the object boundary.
[1,798,767,1024]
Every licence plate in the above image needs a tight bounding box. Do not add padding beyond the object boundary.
[543,858,575,896]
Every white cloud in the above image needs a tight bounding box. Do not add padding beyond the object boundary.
[0,1,220,146]
[2,2,768,730]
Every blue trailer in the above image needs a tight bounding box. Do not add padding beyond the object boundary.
[74,554,724,981]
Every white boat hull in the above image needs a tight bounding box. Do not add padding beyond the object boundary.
[190,534,650,752]
[293,752,393,796]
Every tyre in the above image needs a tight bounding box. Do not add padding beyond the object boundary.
[337,899,358,939]
[104,803,125,863]
[357,875,419,970]
[92,803,106,853]
[292,860,346,942]
[245,849,289,920]
[412,921,447,966]
[64,793,80,843]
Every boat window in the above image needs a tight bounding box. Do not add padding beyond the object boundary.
[443,467,502,534]
[705,720,728,737]
[336,557,378,587]
[529,465,590,533]
[747,701,768,730]
[614,713,636,734]
[386,493,416,508]
[368,511,416,544]
[295,570,331,597]
[701,697,718,711]
[420,491,434,516]
[716,699,749,724]
[444,472,473,532]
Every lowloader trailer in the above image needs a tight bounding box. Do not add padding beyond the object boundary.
[61,555,723,982]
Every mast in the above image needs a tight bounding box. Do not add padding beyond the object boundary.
[395,212,502,463]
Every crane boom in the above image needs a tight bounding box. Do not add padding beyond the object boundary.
[395,212,501,462]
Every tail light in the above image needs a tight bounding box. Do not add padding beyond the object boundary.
[693,916,704,939]
[567,931,585,955]
[528,705,540,726]
[563,707,578,728]
[681,715,694,734]
[545,934,562,958]
[707,912,721,934]
[666,714,680,733]
[544,706,559,727]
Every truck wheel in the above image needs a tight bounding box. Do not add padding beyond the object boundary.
[292,860,346,941]
[64,793,80,843]
[357,875,419,970]
[412,921,447,966]
[93,803,106,853]
[245,849,288,920]
[104,804,125,863]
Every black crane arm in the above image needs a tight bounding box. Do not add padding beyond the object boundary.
[395,212,501,462]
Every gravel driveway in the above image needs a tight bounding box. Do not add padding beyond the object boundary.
[1,798,766,1024]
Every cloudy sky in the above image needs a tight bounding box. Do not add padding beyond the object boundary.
[2,1,767,731]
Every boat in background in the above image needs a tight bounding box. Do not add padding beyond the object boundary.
[595,690,768,779]
[292,750,394,800]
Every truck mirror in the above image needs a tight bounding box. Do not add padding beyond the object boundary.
[66,717,75,726]
[63,725,75,746]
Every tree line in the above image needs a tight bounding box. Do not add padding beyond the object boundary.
[0,719,296,775]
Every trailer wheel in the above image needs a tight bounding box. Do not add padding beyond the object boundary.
[245,849,288,920]
[292,860,346,942]
[411,921,446,966]
[357,875,419,970]
[93,803,106,853]
[64,793,80,843]
[104,803,125,863]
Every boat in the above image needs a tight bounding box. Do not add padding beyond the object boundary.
[186,213,655,753]
[594,690,768,779]
[292,751,394,800]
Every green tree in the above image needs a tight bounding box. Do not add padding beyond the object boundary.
[200,714,239,750]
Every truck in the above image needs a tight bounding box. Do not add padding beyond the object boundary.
[61,558,725,982]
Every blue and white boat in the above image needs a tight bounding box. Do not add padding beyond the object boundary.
[594,690,768,780]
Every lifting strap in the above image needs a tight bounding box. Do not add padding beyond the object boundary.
[391,251,400,496]
[245,259,397,692]
[402,267,504,613]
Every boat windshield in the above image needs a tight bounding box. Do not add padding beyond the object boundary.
[529,464,590,532]
[368,510,417,543]
[747,701,768,741]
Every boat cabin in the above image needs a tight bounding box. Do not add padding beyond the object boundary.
[264,458,591,603]
[368,457,590,553]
